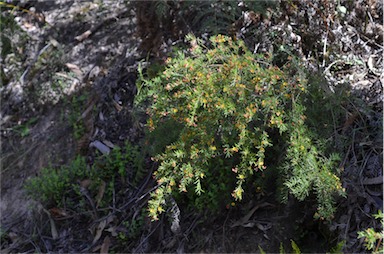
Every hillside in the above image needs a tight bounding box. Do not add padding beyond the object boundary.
[1,1,382,253]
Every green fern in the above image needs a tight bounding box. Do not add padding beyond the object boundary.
[259,240,301,254]
[188,1,240,34]
[291,240,301,254]
[329,241,345,253]
[258,245,267,254]
[151,0,276,36]
[154,0,170,18]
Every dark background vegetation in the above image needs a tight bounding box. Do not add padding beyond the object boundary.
[1,0,382,253]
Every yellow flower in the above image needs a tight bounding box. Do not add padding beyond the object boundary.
[262,100,266,107]
[235,188,243,199]
[148,118,155,131]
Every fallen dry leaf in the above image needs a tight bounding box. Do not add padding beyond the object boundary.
[75,30,92,42]
[367,55,381,76]
[93,219,107,244]
[65,63,83,77]
[100,236,111,254]
[96,180,106,208]
[43,208,58,240]
[112,100,123,112]
[231,202,273,227]
[102,140,115,149]
[49,38,59,47]
[105,226,117,237]
[80,179,92,189]
[49,207,69,219]
[49,216,59,240]
[89,140,111,155]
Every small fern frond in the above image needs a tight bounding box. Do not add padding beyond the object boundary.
[291,240,302,254]
[154,0,170,20]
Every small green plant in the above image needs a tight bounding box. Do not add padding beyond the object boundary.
[127,209,146,239]
[25,156,88,205]
[103,141,146,185]
[1,6,30,85]
[25,142,145,211]
[12,117,39,137]
[329,240,345,253]
[67,94,88,140]
[136,34,345,220]
[28,45,69,104]
[358,210,383,254]
[116,209,147,247]
[259,240,301,254]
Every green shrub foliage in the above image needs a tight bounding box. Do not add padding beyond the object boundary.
[137,34,344,220]
[25,142,144,211]
[358,210,384,254]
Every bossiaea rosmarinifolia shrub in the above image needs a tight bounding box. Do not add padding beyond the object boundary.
[136,34,344,220]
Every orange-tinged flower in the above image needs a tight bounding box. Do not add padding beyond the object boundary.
[149,207,156,215]
[148,118,155,130]
[262,100,266,107]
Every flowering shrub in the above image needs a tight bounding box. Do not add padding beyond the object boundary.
[137,34,345,220]
[358,210,383,254]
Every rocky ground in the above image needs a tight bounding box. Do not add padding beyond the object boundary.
[1,0,382,253]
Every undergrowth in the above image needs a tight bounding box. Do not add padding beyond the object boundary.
[172,0,276,35]
[1,8,29,86]
[25,141,144,213]
[358,210,384,254]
